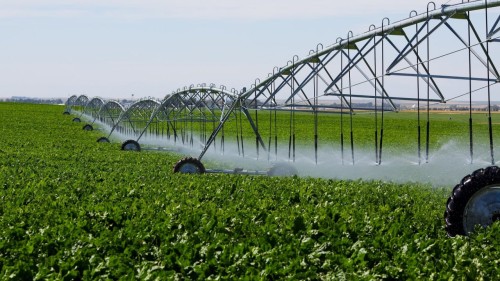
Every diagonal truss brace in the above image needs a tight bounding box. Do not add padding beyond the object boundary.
[386,13,453,73]
[488,15,500,38]
[384,35,444,101]
[325,33,385,93]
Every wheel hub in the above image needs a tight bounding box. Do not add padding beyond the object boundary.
[124,143,138,150]
[179,163,199,173]
[463,186,500,234]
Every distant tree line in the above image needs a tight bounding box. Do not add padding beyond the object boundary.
[0,97,64,105]
[403,104,500,111]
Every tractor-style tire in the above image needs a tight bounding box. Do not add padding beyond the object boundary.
[267,163,299,177]
[173,157,206,174]
[72,117,81,122]
[121,140,141,151]
[445,166,500,236]
[97,137,110,143]
[83,124,93,131]
[63,111,70,115]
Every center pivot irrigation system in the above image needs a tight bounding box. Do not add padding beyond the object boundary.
[64,1,500,236]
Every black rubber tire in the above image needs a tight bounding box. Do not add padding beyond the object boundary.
[63,111,70,115]
[83,124,93,131]
[445,166,500,237]
[267,163,299,177]
[121,140,141,151]
[173,157,205,174]
[72,117,81,122]
[97,137,110,143]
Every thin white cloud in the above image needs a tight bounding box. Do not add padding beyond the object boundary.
[0,0,457,20]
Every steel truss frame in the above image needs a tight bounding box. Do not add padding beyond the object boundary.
[105,98,161,138]
[97,101,125,128]
[84,97,105,120]
[72,95,90,116]
[127,84,243,150]
[197,0,500,165]
[64,95,78,113]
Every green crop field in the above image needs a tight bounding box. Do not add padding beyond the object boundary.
[2,102,500,279]
[123,106,500,160]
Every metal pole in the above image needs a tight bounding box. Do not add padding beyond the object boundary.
[426,3,435,164]
[468,10,474,164]
[379,18,390,165]
[339,38,345,165]
[486,1,495,165]
[314,49,319,165]
[370,24,379,164]
[347,31,355,165]
[254,80,260,159]
[413,9,422,166]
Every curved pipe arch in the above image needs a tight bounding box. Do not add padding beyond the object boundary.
[100,100,125,115]
[74,95,89,106]
[107,98,161,138]
[71,95,90,115]
[85,97,105,116]
[75,95,89,105]
[97,100,125,128]
[130,85,242,144]
[64,95,78,113]
[65,95,78,106]
[155,85,240,120]
[121,98,161,119]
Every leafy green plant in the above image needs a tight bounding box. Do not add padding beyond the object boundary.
[1,102,499,279]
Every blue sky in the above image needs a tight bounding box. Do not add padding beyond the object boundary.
[0,0,457,99]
